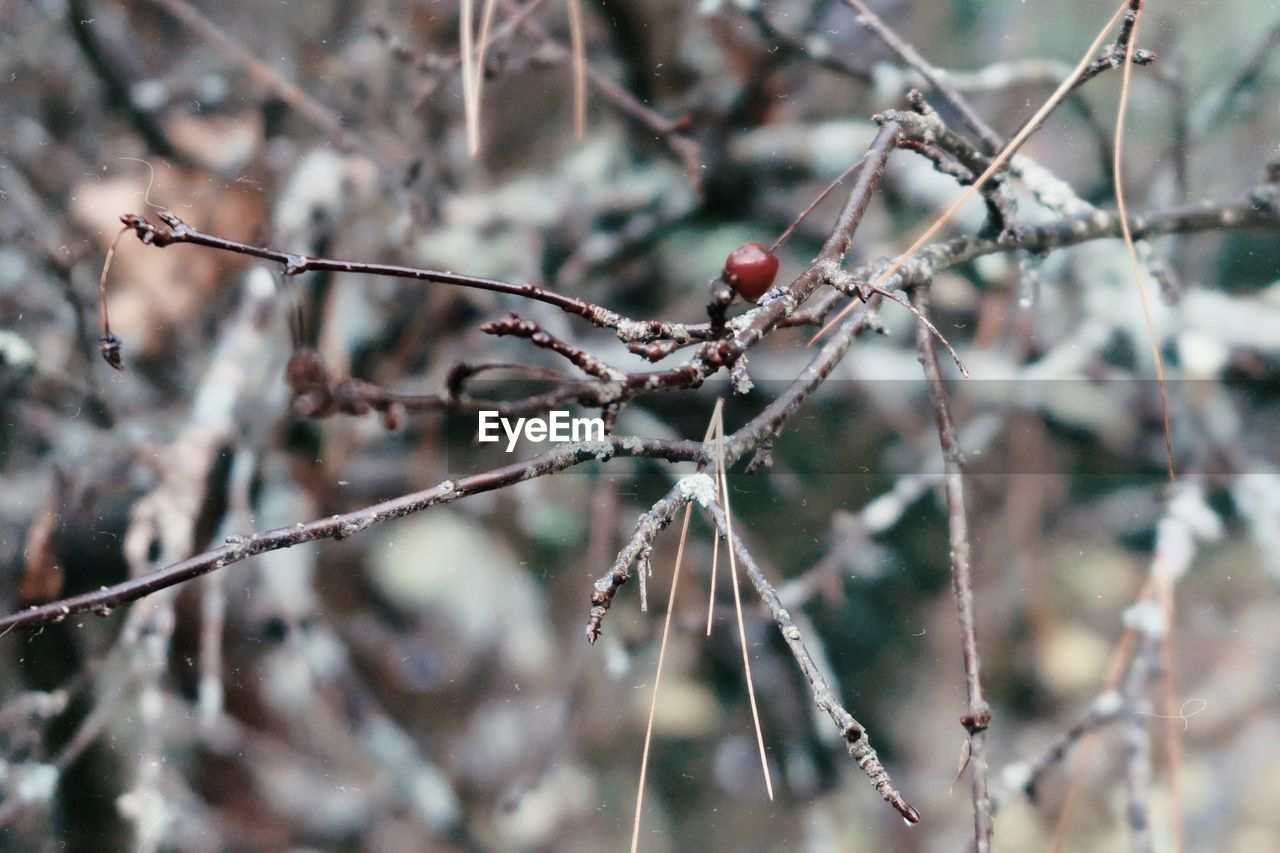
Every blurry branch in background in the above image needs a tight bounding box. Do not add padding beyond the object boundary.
[991,690,1125,813]
[65,0,181,160]
[139,0,372,156]
[1053,482,1220,852]
[496,0,702,183]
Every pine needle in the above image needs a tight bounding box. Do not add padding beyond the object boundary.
[715,405,775,800]
[468,0,500,155]
[1111,5,1184,847]
[770,159,867,254]
[566,0,587,139]
[1111,0,1174,481]
[705,405,724,637]
[629,503,695,853]
[461,0,479,155]
[631,400,722,853]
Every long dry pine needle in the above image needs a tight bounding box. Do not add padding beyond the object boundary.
[1057,4,1185,848]
[460,0,479,155]
[1111,5,1185,849]
[567,0,587,138]
[705,404,724,636]
[715,409,775,801]
[468,0,500,155]
[630,401,722,853]
[1111,0,1175,483]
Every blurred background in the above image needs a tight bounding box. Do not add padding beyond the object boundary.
[1,0,1279,850]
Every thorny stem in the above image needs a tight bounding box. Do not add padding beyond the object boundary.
[914,287,992,851]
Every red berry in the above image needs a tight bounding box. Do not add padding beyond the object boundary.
[722,242,779,302]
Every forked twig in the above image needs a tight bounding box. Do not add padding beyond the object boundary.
[868,281,969,376]
[841,0,1003,152]
[809,0,1133,344]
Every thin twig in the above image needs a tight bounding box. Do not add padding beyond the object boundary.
[117,210,655,338]
[1,436,700,634]
[841,0,1003,152]
[993,690,1125,809]
[96,226,128,370]
[913,287,992,851]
